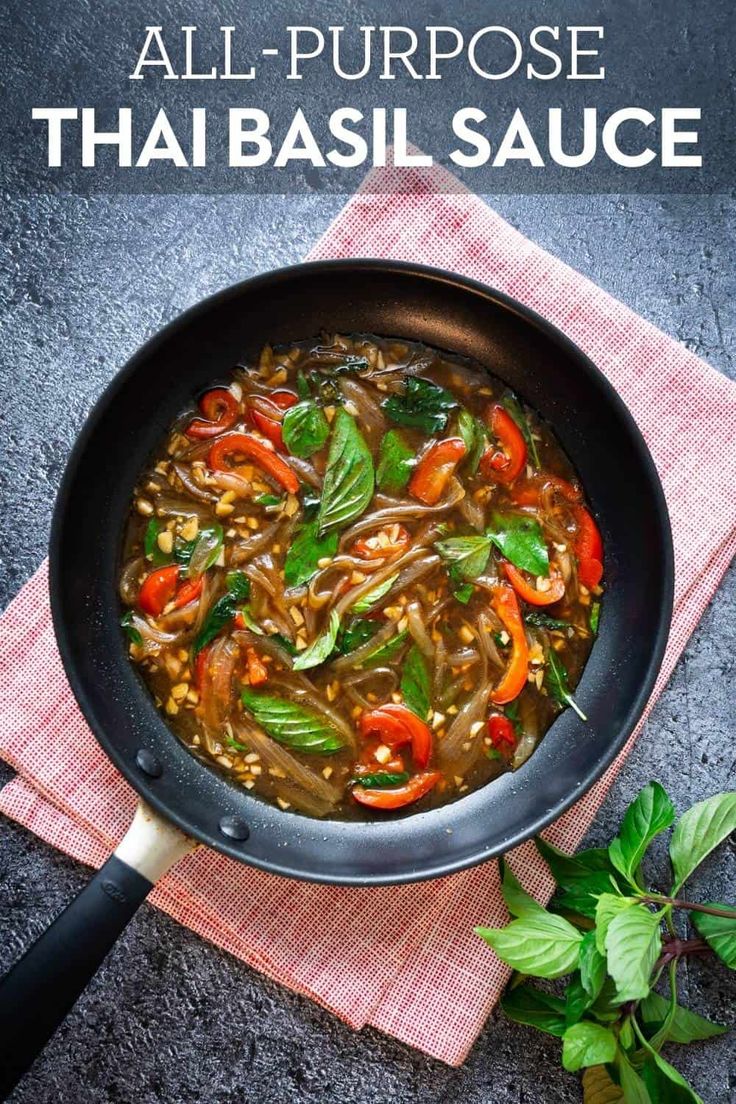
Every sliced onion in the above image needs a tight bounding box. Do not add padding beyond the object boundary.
[406,601,434,657]
[119,556,145,605]
[286,456,322,489]
[172,462,218,503]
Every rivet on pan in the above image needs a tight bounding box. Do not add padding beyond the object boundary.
[135,748,163,778]
[219,816,250,842]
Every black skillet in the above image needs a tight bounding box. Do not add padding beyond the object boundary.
[0,260,673,1095]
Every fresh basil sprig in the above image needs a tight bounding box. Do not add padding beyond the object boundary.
[382,376,458,434]
[317,408,375,535]
[282,400,330,458]
[240,689,344,754]
[475,783,736,1103]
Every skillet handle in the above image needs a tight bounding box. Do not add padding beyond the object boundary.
[0,803,194,1099]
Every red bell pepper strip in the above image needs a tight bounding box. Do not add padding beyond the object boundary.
[186,388,239,440]
[352,770,441,810]
[208,433,300,494]
[488,714,517,750]
[359,703,433,769]
[352,524,411,560]
[511,474,581,507]
[194,644,211,690]
[171,577,203,610]
[503,562,566,606]
[248,391,298,451]
[408,437,467,506]
[480,405,527,485]
[245,646,268,687]
[490,585,529,705]
[138,564,180,617]
[574,507,604,589]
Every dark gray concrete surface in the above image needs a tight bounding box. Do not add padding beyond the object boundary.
[1,193,735,1103]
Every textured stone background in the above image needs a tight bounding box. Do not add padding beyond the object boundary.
[0,192,734,1103]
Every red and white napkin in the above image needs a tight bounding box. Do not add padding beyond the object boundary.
[1,163,735,1065]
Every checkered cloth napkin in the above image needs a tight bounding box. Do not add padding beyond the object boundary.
[1,164,735,1066]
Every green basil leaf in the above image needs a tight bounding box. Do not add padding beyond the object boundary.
[241,689,344,754]
[579,930,607,1001]
[254,493,283,508]
[691,905,736,969]
[604,905,661,1002]
[501,390,541,469]
[453,582,475,604]
[292,610,340,671]
[192,572,251,656]
[642,1052,705,1104]
[237,607,263,635]
[545,649,587,721]
[382,376,458,434]
[187,524,224,578]
[225,571,251,601]
[500,983,567,1038]
[457,408,487,475]
[282,400,330,458]
[284,517,339,588]
[525,611,571,631]
[144,518,170,564]
[351,572,399,614]
[317,408,375,535]
[351,771,410,789]
[357,629,409,668]
[594,893,639,954]
[537,839,621,918]
[565,973,595,1027]
[617,1053,651,1103]
[608,782,676,885]
[500,862,547,919]
[640,990,727,1044]
[562,1022,617,1072]
[225,735,249,753]
[537,839,620,885]
[435,534,492,580]
[669,792,736,892]
[120,611,143,646]
[295,370,311,400]
[590,601,601,634]
[476,912,583,978]
[581,1064,626,1104]
[400,644,431,720]
[488,513,549,577]
[174,537,197,567]
[268,632,298,657]
[338,617,379,655]
[376,429,414,493]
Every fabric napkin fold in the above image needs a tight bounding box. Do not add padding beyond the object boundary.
[1,162,735,1066]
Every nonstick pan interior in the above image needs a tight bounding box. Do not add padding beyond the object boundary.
[50,260,673,885]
